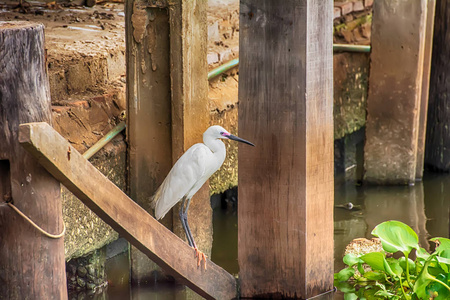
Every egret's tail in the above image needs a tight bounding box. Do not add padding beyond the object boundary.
[150,187,161,210]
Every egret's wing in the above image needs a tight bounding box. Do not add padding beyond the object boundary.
[152,144,209,219]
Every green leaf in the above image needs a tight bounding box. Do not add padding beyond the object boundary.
[374,289,397,299]
[398,257,416,274]
[344,293,358,300]
[335,280,356,293]
[437,249,450,271]
[360,252,396,277]
[363,270,385,281]
[431,237,450,254]
[357,262,365,275]
[387,258,404,277]
[360,252,386,271]
[435,255,450,272]
[337,267,355,282]
[427,274,450,300]
[344,253,362,267]
[371,221,419,256]
[440,249,450,259]
[414,255,437,299]
[416,247,431,261]
[363,286,379,299]
[374,281,400,299]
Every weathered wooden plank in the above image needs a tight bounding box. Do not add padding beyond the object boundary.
[238,1,334,298]
[0,22,67,299]
[425,0,450,172]
[18,122,237,300]
[364,0,427,184]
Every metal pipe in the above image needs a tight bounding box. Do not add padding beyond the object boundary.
[83,121,126,160]
[207,58,239,80]
[207,44,371,79]
[85,44,370,158]
[333,44,371,53]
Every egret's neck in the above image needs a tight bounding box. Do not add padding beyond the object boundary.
[204,136,226,155]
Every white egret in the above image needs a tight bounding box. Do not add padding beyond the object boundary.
[151,125,254,268]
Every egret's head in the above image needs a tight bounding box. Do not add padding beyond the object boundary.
[204,125,255,146]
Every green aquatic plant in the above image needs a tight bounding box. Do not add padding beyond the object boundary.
[335,221,450,299]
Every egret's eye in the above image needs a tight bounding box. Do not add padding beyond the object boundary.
[220,132,224,135]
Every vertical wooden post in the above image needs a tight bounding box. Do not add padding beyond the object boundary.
[238,1,334,298]
[169,0,211,258]
[364,0,427,184]
[125,0,173,282]
[0,22,67,299]
[125,0,210,283]
[416,0,436,179]
[425,1,450,172]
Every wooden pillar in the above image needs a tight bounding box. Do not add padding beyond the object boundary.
[0,22,67,299]
[416,0,436,179]
[425,0,450,172]
[125,0,209,283]
[169,0,211,260]
[125,0,173,282]
[238,1,334,298]
[364,0,427,184]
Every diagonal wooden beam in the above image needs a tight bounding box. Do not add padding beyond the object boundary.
[18,122,237,300]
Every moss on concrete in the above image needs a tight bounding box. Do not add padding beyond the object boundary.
[63,138,126,260]
[333,53,369,140]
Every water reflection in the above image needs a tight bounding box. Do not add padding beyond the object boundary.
[334,172,450,270]
[79,172,450,299]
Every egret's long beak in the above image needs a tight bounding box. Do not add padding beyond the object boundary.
[228,134,255,146]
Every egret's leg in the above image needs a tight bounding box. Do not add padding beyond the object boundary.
[183,197,196,248]
[179,197,194,247]
[183,197,207,269]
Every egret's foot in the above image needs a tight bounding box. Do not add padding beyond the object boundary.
[194,247,207,270]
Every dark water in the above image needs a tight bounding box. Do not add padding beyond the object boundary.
[80,172,450,299]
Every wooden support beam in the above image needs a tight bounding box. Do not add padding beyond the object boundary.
[425,1,450,171]
[169,0,211,258]
[0,22,67,299]
[125,0,173,282]
[18,122,236,300]
[238,1,334,298]
[125,0,210,283]
[364,0,427,184]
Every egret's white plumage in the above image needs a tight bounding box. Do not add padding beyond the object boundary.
[153,126,227,219]
[150,125,253,267]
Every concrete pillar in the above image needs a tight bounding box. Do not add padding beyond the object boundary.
[364,0,427,184]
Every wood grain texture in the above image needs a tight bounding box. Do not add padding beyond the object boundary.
[416,0,436,179]
[125,1,174,282]
[18,122,237,300]
[364,0,427,184]
[238,1,334,298]
[0,22,67,299]
[169,0,212,258]
[425,0,450,172]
